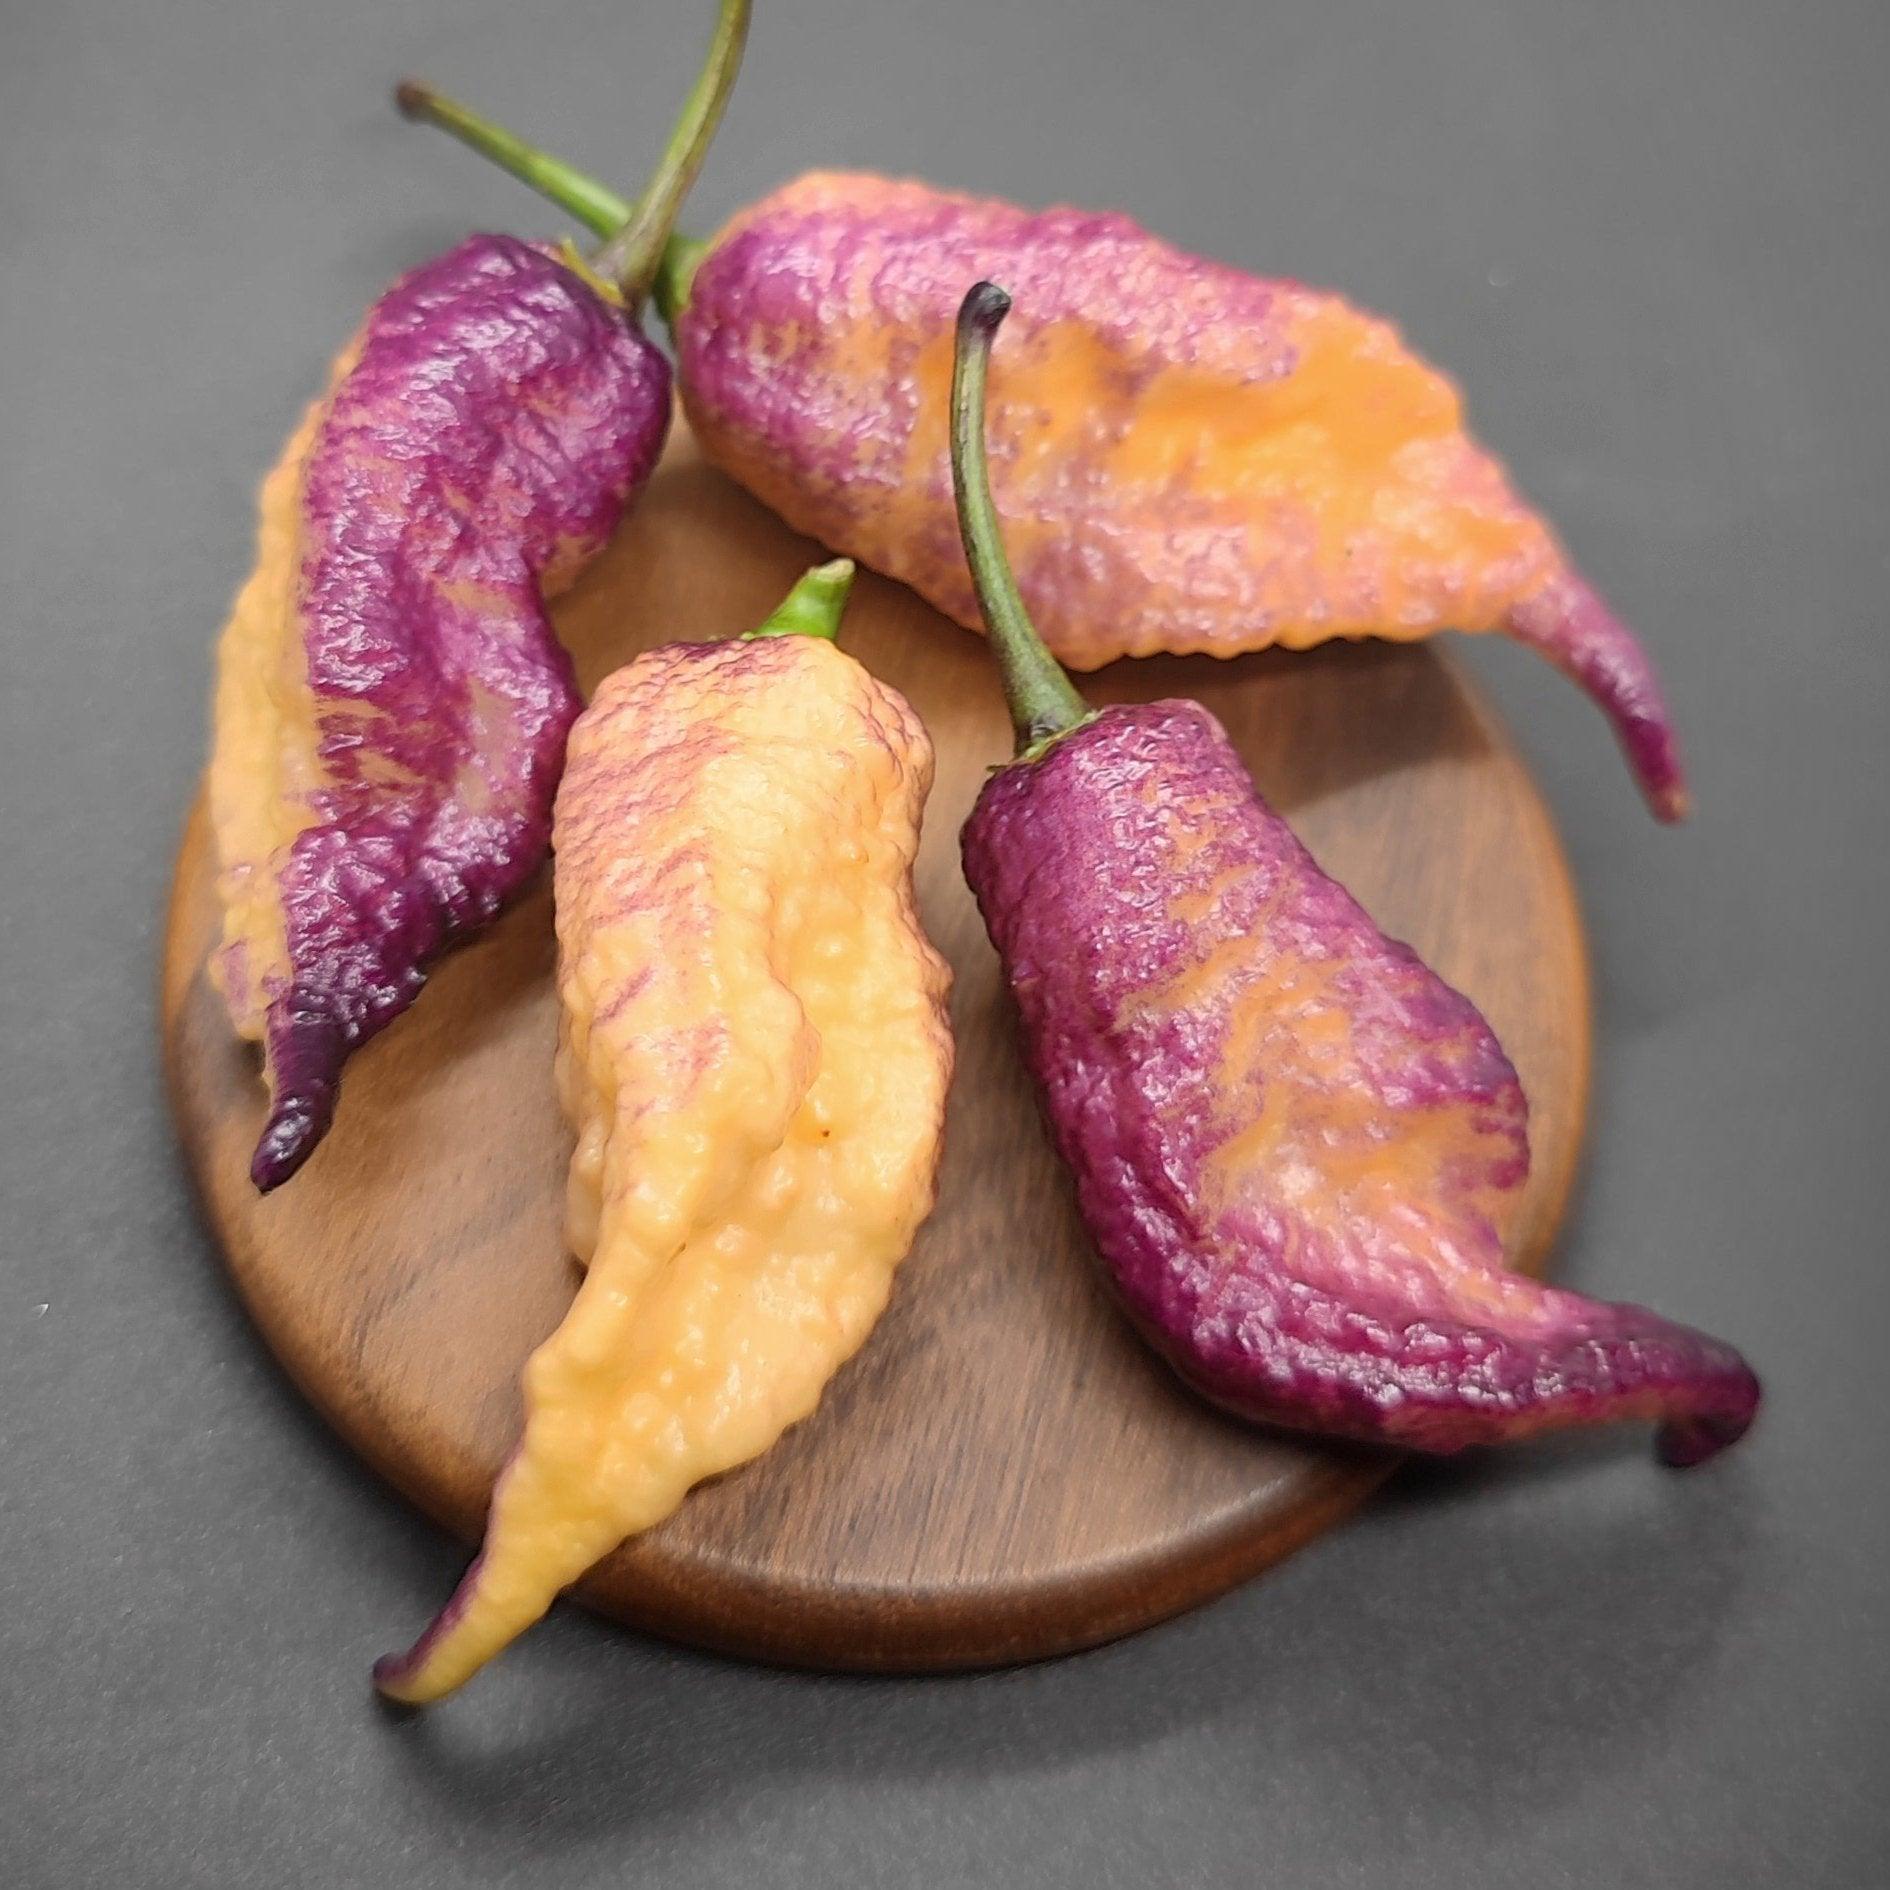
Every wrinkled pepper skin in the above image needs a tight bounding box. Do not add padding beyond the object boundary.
[676,174,1686,820]
[963,701,1756,1461]
[374,621,953,1703]
[208,235,668,1190]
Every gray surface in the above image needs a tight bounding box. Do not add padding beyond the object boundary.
[3,0,1885,1882]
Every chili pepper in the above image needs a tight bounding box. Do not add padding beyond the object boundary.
[949,282,1756,1463]
[373,561,954,1703]
[207,0,748,1192]
[391,111,1687,821]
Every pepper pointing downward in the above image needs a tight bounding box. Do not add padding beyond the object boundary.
[209,1,748,1190]
[373,562,953,1704]
[951,281,1757,1463]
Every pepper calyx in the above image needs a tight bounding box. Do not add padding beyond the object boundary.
[1007,714,1101,769]
[654,235,710,330]
[555,238,625,308]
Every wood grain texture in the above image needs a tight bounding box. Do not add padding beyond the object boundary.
[161,421,1591,1673]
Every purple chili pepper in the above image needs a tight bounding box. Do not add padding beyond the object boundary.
[206,0,749,1190]
[951,281,1757,1463]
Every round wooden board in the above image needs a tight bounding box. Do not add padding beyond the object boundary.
[162,421,1591,1673]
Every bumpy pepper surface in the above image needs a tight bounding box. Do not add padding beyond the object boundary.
[950,283,1757,1464]
[208,244,666,1190]
[209,0,747,1191]
[373,565,954,1704]
[393,109,1686,821]
[682,176,1685,820]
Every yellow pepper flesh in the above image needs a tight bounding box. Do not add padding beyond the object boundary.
[374,614,952,1703]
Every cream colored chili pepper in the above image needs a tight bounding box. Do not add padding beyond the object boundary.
[373,561,953,1703]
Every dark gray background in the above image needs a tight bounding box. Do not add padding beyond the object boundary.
[4,0,1885,1883]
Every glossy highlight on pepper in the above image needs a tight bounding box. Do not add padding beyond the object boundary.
[208,0,749,1191]
[952,281,1757,1462]
[395,112,1688,820]
[373,563,954,1703]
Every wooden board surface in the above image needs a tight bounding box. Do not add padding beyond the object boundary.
[161,423,1591,1673]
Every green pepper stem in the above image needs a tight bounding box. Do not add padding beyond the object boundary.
[398,0,745,311]
[744,560,855,642]
[394,82,631,238]
[394,82,710,328]
[653,234,711,330]
[589,0,748,307]
[949,283,1091,755]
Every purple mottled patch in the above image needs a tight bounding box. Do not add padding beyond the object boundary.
[962,702,1757,1460]
[253,235,669,1188]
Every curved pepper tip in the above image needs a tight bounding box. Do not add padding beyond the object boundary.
[1503,570,1691,822]
[249,1008,344,1191]
[369,1647,445,1710]
[1655,1365,1762,1468]
[368,1600,461,1706]
[250,1096,330,1194]
[1625,754,1691,828]
[392,79,431,120]
[369,1536,496,1706]
[368,1648,421,1703]
[1624,714,1691,824]
[369,1661,419,1711]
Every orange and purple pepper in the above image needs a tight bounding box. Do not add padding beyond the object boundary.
[951,283,1756,1462]
[207,1,748,1190]
[399,114,1688,821]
